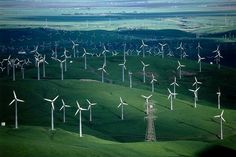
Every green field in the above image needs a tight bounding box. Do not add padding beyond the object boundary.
[0,55,236,156]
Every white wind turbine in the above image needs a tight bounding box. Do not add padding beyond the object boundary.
[177,42,184,59]
[72,40,79,58]
[102,45,109,65]
[118,97,128,120]
[198,54,205,72]
[141,61,149,83]
[57,59,66,80]
[42,54,48,78]
[44,95,59,130]
[82,48,90,70]
[159,43,167,59]
[188,87,200,108]
[196,42,202,55]
[9,90,24,129]
[217,88,221,109]
[150,73,157,92]
[214,110,225,140]
[119,60,126,82]
[61,48,71,72]
[10,58,18,81]
[3,55,11,76]
[177,61,185,79]
[98,63,108,83]
[192,77,202,101]
[170,77,179,99]
[214,51,223,69]
[60,99,71,123]
[128,71,133,88]
[167,88,177,110]
[140,40,148,58]
[75,101,88,137]
[35,56,43,81]
[87,99,97,122]
[141,94,152,114]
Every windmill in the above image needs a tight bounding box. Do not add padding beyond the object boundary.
[176,42,184,59]
[189,87,200,108]
[71,40,79,58]
[141,61,149,83]
[102,45,109,65]
[117,97,128,120]
[192,77,202,101]
[82,48,90,70]
[57,59,66,80]
[44,95,59,130]
[118,60,126,82]
[86,99,97,122]
[61,48,71,72]
[140,40,148,58]
[60,99,71,123]
[75,101,88,137]
[158,43,167,59]
[141,94,152,114]
[168,88,177,110]
[170,77,179,99]
[177,61,185,79]
[196,42,202,55]
[9,90,24,129]
[150,74,157,92]
[98,63,108,83]
[198,54,205,72]
[214,110,226,140]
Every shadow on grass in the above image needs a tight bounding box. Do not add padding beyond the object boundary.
[197,145,236,157]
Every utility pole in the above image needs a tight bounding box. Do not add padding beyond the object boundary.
[145,101,156,141]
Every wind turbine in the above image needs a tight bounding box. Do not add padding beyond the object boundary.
[71,40,79,58]
[217,88,221,109]
[128,71,133,88]
[60,99,71,123]
[159,43,167,59]
[177,42,184,59]
[214,51,223,69]
[168,88,177,110]
[141,94,152,114]
[170,77,179,99]
[150,73,157,92]
[82,48,90,70]
[44,95,59,130]
[192,77,202,101]
[10,58,18,81]
[214,110,225,140]
[42,54,48,78]
[119,60,126,82]
[188,87,200,108]
[61,48,71,72]
[98,63,108,83]
[141,61,149,83]
[35,56,43,81]
[9,90,24,129]
[140,40,148,58]
[3,55,11,76]
[118,97,128,120]
[102,45,109,65]
[196,42,202,55]
[57,59,66,80]
[75,101,88,137]
[86,99,96,122]
[177,61,185,79]
[198,54,205,72]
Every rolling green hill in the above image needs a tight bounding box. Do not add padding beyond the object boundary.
[0,55,236,156]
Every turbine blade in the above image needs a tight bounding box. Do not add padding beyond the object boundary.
[44,98,52,102]
[59,105,64,111]
[9,99,15,106]
[16,99,24,102]
[53,95,59,102]
[13,90,17,99]
[75,109,79,116]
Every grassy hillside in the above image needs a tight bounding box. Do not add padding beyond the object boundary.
[0,54,236,156]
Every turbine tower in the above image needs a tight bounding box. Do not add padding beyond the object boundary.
[177,61,185,79]
[141,94,152,114]
[140,40,148,58]
[170,77,179,99]
[9,90,24,129]
[75,101,88,137]
[118,97,128,120]
[119,60,126,82]
[198,54,205,72]
[60,99,71,123]
[86,99,97,122]
[128,71,133,88]
[214,110,225,140]
[98,63,108,83]
[168,88,177,110]
[217,88,221,109]
[189,87,200,108]
[44,95,59,130]
[141,61,149,83]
